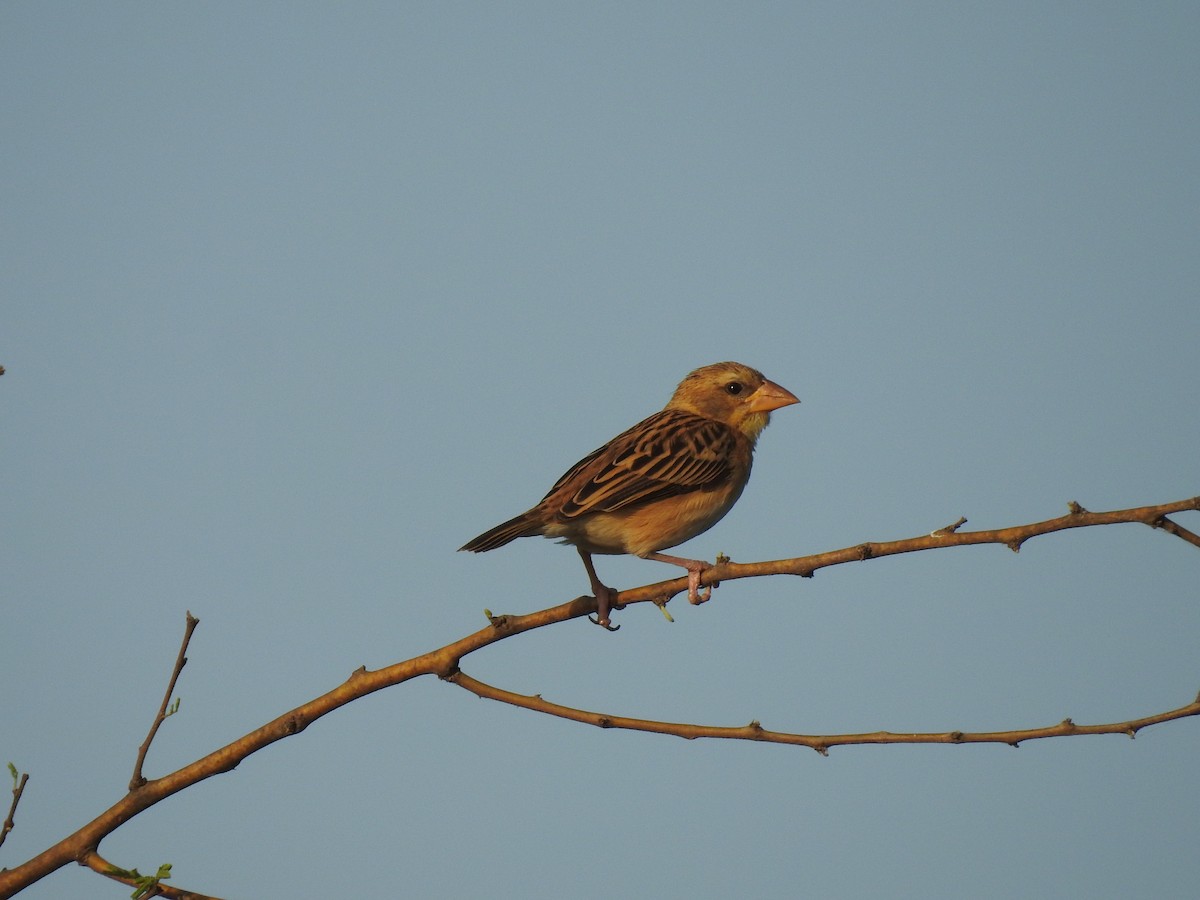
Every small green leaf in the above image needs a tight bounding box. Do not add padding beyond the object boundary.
[127,862,172,899]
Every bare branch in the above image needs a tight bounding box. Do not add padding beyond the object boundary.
[0,496,1195,898]
[131,613,199,791]
[607,496,1200,616]
[0,765,29,852]
[446,671,1200,753]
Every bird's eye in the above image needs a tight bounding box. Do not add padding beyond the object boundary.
[725,382,744,395]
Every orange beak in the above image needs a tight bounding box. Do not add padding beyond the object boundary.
[747,379,800,413]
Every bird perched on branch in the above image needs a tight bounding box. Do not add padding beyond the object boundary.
[460,362,800,629]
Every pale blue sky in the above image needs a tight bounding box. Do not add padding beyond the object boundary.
[3,3,1198,898]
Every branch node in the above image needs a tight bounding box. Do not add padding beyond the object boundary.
[856,543,874,561]
[1067,500,1087,515]
[597,716,614,729]
[1006,539,1023,553]
[483,608,510,628]
[949,731,965,743]
[812,745,829,757]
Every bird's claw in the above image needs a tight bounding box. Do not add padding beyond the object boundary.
[588,614,621,631]
[588,585,621,631]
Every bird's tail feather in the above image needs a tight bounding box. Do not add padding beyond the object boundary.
[459,512,541,552]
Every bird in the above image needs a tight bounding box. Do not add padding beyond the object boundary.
[459,362,799,629]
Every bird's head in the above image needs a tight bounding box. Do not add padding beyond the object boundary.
[666,362,800,442]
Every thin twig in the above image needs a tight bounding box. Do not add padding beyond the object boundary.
[79,848,224,900]
[130,613,199,791]
[448,672,1200,753]
[0,766,28,852]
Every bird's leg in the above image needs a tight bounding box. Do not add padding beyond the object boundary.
[578,548,620,631]
[643,552,713,605]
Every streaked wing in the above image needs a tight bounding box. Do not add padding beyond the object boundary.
[544,410,737,519]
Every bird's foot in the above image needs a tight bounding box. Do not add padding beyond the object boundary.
[686,567,712,606]
[587,584,622,631]
[579,548,621,631]
[644,551,715,606]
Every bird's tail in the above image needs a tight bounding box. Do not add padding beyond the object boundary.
[459,512,542,552]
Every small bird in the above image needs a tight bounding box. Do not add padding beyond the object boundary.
[460,362,799,629]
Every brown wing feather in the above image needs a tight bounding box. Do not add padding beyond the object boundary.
[551,410,736,519]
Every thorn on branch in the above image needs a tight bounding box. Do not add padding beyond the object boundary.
[812,745,829,757]
[931,516,968,536]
